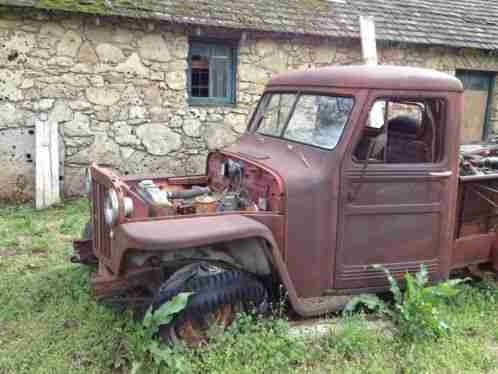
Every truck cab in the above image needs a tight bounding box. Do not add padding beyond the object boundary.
[75,65,497,343]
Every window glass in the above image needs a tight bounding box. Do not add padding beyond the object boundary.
[191,47,209,97]
[354,99,445,164]
[284,95,353,149]
[189,42,235,104]
[368,101,386,128]
[253,93,354,150]
[257,94,296,137]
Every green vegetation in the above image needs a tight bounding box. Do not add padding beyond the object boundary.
[345,264,469,341]
[1,199,498,374]
[136,292,192,370]
[38,0,113,14]
[36,0,151,17]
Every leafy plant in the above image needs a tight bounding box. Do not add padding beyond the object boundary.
[142,292,192,335]
[345,264,469,341]
[132,292,192,372]
[343,294,390,316]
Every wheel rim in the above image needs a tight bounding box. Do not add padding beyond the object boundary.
[161,303,238,347]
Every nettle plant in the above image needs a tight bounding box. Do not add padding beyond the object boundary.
[345,265,468,341]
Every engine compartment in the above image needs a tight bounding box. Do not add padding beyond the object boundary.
[123,153,284,219]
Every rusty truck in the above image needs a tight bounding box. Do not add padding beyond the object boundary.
[74,65,498,344]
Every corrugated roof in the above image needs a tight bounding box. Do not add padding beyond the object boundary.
[2,0,498,50]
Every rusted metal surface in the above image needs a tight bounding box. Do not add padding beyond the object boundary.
[267,65,463,92]
[75,65,498,319]
[93,262,161,301]
[110,215,285,274]
[223,133,349,297]
[453,140,498,269]
[87,163,349,316]
[452,233,494,269]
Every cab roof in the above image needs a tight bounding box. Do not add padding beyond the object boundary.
[267,65,463,92]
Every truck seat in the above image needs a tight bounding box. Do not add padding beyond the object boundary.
[386,116,430,163]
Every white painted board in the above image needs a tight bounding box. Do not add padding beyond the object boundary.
[35,120,60,209]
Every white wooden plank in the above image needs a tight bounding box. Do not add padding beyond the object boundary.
[49,119,60,204]
[360,15,384,127]
[35,120,47,210]
[360,15,378,66]
[35,119,60,209]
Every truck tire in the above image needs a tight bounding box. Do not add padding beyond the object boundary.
[153,263,268,346]
[82,221,93,240]
[71,221,97,266]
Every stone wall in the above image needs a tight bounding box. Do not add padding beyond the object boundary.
[2,9,498,200]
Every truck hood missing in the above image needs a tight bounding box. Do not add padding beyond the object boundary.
[224,132,341,296]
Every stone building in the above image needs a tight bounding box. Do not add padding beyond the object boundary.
[1,0,498,200]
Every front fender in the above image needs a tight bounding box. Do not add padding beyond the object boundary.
[111,215,279,273]
[109,215,344,317]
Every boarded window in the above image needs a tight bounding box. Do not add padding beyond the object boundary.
[188,42,236,105]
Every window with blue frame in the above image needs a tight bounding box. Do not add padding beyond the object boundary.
[188,41,236,105]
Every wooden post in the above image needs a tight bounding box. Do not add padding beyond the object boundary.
[360,15,384,127]
[360,15,378,66]
[35,119,60,209]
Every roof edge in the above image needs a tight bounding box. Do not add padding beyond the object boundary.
[1,1,497,52]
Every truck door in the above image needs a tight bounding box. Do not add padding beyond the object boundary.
[335,93,457,289]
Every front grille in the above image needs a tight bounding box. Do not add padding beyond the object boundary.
[92,180,112,259]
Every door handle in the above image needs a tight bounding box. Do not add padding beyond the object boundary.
[429,171,452,177]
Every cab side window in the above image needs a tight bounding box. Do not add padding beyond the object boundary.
[353,98,446,164]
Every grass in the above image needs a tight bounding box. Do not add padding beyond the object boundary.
[0,199,498,374]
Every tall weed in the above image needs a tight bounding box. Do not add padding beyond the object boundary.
[345,265,468,341]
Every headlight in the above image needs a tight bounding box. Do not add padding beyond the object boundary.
[84,168,92,195]
[104,189,119,226]
[104,190,134,226]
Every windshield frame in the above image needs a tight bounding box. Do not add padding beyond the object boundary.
[248,91,355,151]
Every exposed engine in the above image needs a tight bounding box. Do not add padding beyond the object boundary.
[125,153,283,218]
[460,144,498,176]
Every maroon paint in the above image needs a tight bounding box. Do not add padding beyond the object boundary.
[75,66,498,318]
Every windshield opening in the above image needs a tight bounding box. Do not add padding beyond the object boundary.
[251,93,354,150]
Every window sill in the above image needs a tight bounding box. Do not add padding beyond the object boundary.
[188,99,236,108]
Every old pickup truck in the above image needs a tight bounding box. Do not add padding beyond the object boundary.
[74,65,498,344]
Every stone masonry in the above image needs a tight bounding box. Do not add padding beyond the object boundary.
[2,9,498,199]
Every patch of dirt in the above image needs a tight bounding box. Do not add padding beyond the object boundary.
[488,340,498,358]
[288,317,395,339]
[31,248,48,256]
[46,223,58,230]
[0,247,48,258]
[16,235,31,247]
[0,248,17,257]
[63,320,79,329]
[288,317,339,338]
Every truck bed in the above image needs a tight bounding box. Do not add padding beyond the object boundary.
[455,143,498,270]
